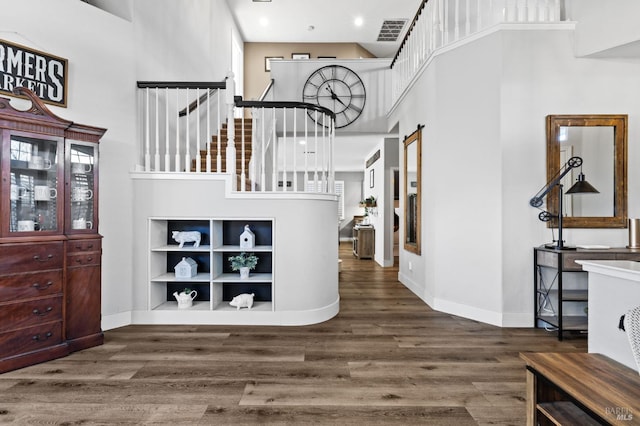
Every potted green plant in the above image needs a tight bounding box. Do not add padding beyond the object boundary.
[228,252,258,279]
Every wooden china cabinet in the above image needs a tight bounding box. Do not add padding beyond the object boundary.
[0,87,106,373]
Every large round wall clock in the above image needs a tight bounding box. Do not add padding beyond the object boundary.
[302,65,366,129]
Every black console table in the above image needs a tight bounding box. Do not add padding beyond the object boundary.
[533,246,640,340]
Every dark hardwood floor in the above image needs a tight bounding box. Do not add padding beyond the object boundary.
[0,242,586,425]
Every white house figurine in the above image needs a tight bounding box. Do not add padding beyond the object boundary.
[239,224,255,249]
[174,257,197,279]
[229,293,255,310]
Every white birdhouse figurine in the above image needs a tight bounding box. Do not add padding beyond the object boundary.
[174,257,197,279]
[240,224,255,249]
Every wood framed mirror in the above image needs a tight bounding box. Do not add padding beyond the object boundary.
[404,126,422,254]
[546,114,627,228]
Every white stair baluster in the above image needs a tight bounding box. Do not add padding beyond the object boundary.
[144,87,150,171]
[195,88,201,173]
[185,87,190,173]
[293,107,297,192]
[313,110,318,191]
[155,88,160,171]
[272,107,277,191]
[240,114,246,191]
[164,87,170,172]
[261,107,266,191]
[282,108,287,192]
[206,89,211,172]
[216,89,221,173]
[175,88,181,172]
[304,108,308,190]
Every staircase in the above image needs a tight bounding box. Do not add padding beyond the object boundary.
[191,118,252,174]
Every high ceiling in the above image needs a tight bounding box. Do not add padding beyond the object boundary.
[226,0,423,58]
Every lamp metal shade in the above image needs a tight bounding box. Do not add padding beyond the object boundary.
[566,172,599,194]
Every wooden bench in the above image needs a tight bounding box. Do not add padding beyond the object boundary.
[520,352,640,425]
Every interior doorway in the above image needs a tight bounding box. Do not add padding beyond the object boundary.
[392,168,400,265]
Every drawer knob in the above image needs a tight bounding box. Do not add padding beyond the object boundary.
[33,254,54,262]
[33,307,53,316]
[32,281,53,290]
[32,332,53,341]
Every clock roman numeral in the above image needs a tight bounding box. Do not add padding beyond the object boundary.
[318,70,330,82]
[347,103,363,114]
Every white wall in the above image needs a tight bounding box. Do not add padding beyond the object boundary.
[567,0,640,57]
[133,0,237,81]
[500,28,640,324]
[3,0,137,325]
[130,175,339,324]
[3,0,241,330]
[270,59,392,135]
[390,26,640,327]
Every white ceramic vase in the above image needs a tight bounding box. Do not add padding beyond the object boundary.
[239,267,250,279]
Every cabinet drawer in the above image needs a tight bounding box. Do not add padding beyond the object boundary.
[537,250,618,271]
[0,242,63,274]
[0,322,63,359]
[66,239,101,253]
[563,252,617,270]
[67,253,101,267]
[0,296,63,333]
[0,270,62,302]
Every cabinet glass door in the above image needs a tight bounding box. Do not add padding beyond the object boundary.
[68,142,96,233]
[8,134,62,234]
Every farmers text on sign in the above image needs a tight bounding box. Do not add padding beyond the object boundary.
[0,39,67,107]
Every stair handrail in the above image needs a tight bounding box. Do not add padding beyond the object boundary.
[390,0,428,69]
[259,79,275,101]
[136,81,227,117]
[234,96,335,120]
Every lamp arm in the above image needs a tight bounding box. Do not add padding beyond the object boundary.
[529,156,582,208]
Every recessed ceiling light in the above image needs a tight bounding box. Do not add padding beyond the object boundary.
[253,0,272,2]
[354,16,364,27]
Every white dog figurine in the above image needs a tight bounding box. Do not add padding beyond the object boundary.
[229,293,255,310]
[172,231,201,248]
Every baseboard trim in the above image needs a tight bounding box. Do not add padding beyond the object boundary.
[102,310,133,331]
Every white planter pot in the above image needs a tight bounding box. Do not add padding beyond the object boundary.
[239,267,250,279]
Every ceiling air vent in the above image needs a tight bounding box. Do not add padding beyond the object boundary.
[377,19,408,42]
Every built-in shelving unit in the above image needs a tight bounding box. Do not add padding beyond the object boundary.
[148,217,274,313]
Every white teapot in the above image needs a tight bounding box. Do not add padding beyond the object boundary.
[173,290,197,309]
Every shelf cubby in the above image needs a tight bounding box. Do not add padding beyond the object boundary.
[148,217,274,313]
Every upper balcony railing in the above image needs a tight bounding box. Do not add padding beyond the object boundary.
[391,0,564,103]
[136,73,336,194]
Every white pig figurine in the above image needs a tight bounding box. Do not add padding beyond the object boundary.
[229,293,255,310]
[172,230,201,248]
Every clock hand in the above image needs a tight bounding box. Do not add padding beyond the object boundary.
[325,86,348,108]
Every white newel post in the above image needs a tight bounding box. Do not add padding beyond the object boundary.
[225,71,237,183]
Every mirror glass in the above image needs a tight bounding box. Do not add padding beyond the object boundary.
[547,115,627,228]
[404,127,421,254]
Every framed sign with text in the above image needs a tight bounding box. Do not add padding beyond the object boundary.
[0,39,68,107]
